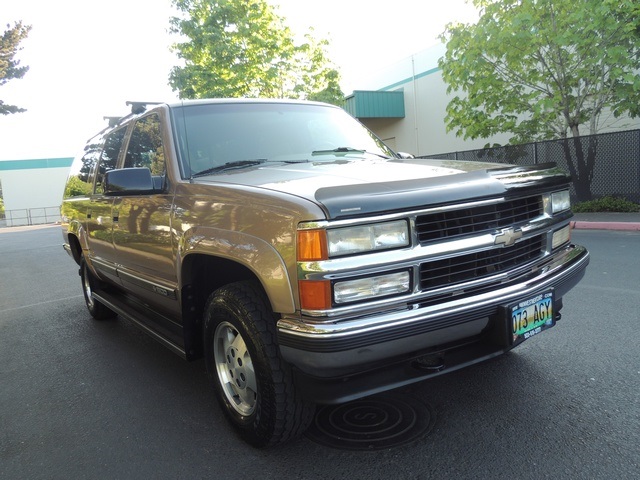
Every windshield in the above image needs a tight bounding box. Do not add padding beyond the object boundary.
[170,102,395,178]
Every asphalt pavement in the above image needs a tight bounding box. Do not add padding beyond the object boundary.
[1,223,639,479]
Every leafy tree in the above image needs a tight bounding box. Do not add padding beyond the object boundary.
[1,21,31,115]
[169,0,344,105]
[439,0,640,201]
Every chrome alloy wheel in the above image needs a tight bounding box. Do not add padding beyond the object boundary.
[82,264,95,309]
[213,321,257,416]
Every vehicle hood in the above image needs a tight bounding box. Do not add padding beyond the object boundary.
[194,158,565,219]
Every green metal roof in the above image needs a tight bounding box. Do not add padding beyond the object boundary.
[344,90,405,119]
[0,157,73,171]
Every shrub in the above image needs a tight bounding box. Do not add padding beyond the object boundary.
[573,196,640,213]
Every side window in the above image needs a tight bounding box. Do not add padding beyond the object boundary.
[124,114,166,190]
[95,127,127,194]
[63,135,105,198]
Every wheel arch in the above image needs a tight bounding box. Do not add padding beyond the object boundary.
[179,240,296,360]
[64,219,90,266]
[66,232,84,266]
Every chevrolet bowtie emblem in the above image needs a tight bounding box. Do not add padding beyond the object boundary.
[494,227,523,247]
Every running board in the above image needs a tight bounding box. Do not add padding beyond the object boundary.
[92,290,187,359]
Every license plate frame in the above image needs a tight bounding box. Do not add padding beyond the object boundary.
[506,290,555,345]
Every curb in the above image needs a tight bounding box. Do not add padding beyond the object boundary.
[571,221,640,231]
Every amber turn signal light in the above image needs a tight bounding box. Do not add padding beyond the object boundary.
[297,229,328,261]
[299,280,332,310]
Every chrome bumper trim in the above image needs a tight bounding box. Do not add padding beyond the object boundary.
[278,244,589,375]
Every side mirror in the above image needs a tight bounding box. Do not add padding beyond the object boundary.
[104,168,154,195]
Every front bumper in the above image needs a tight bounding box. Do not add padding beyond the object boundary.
[277,244,589,402]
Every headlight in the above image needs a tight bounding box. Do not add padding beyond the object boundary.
[327,220,409,257]
[551,190,571,214]
[334,271,411,304]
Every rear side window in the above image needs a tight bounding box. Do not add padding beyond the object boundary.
[124,114,166,191]
[95,128,127,194]
[63,135,105,198]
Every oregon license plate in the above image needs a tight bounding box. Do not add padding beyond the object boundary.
[509,291,554,344]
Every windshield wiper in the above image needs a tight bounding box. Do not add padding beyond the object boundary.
[192,159,267,177]
[311,147,389,159]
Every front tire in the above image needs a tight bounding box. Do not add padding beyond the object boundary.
[203,281,314,447]
[80,255,116,320]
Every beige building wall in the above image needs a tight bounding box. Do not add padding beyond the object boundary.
[356,44,640,157]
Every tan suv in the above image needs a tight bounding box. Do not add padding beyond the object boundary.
[61,99,589,446]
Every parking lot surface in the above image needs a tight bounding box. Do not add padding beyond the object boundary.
[1,226,638,479]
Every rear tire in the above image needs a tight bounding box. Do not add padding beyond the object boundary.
[80,255,116,320]
[203,281,314,447]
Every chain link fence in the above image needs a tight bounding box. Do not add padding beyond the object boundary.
[1,130,638,227]
[422,128,640,203]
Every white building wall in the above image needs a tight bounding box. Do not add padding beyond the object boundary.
[0,159,72,226]
[0,168,69,210]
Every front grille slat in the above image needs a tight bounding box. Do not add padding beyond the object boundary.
[420,236,544,291]
[416,196,543,243]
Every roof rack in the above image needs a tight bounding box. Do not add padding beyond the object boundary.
[91,101,164,139]
[126,100,163,115]
[103,116,121,128]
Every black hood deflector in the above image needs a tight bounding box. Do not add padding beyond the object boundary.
[315,163,569,219]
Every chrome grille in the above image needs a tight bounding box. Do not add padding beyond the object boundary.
[419,235,544,291]
[416,196,543,243]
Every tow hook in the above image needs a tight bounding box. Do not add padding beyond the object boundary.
[413,354,445,372]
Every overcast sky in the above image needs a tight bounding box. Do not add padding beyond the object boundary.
[0,0,478,160]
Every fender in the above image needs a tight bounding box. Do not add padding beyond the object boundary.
[178,226,296,313]
[63,218,91,265]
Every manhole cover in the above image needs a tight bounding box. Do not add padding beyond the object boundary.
[305,393,435,450]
